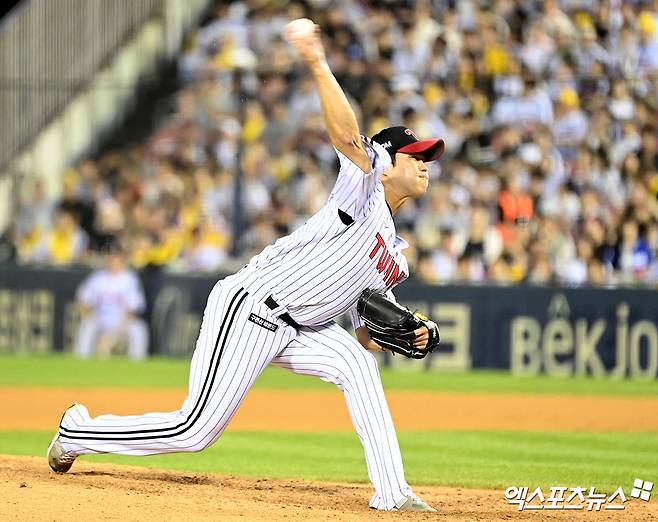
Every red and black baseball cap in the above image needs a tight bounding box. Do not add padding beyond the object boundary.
[371,126,445,162]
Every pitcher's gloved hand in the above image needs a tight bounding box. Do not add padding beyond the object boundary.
[356,289,440,359]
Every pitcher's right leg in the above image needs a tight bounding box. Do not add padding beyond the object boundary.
[270,321,417,511]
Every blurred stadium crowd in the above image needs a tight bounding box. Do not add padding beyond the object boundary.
[5,0,658,287]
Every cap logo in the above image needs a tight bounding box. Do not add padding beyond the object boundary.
[381,141,392,149]
[404,129,418,140]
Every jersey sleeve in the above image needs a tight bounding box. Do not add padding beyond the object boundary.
[330,135,392,220]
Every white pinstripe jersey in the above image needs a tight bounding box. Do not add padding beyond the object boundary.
[242,136,409,326]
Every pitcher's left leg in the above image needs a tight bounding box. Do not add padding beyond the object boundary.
[54,286,295,458]
[271,321,413,510]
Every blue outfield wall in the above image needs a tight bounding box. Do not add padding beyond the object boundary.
[0,264,656,378]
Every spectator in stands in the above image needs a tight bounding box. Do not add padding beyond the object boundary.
[560,238,594,285]
[180,222,227,272]
[414,250,437,284]
[488,257,512,284]
[609,80,635,123]
[58,173,95,241]
[455,252,486,283]
[611,121,642,167]
[459,205,503,269]
[497,168,534,247]
[636,11,658,76]
[552,88,589,159]
[519,20,555,76]
[526,254,555,286]
[613,218,654,282]
[74,243,148,360]
[541,0,576,40]
[541,182,581,223]
[32,209,88,266]
[587,258,607,285]
[431,228,458,283]
[14,180,54,242]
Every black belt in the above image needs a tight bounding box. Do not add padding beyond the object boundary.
[264,296,301,329]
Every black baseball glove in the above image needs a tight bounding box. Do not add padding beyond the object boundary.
[357,289,440,359]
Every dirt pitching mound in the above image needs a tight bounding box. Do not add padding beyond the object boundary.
[2,456,656,521]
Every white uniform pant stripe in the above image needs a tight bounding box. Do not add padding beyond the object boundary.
[59,283,296,455]
[270,322,411,510]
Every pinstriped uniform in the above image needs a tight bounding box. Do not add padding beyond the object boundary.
[245,137,409,324]
[59,136,415,510]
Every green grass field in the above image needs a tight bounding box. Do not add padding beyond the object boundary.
[1,430,656,493]
[2,355,657,493]
[2,354,658,395]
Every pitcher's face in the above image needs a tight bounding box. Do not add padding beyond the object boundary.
[386,153,429,198]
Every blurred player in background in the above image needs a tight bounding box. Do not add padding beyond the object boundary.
[74,243,148,360]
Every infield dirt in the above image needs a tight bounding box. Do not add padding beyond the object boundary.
[2,455,657,521]
[4,387,658,431]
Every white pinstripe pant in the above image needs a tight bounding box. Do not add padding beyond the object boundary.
[59,279,413,509]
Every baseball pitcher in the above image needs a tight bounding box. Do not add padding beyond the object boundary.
[48,18,443,512]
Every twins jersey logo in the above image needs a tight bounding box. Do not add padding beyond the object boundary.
[369,232,406,289]
[248,313,279,332]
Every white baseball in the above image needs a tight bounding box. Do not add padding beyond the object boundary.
[284,18,316,41]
